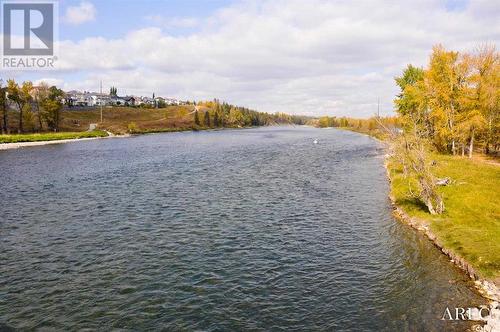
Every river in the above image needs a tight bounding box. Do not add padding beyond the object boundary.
[0,126,483,331]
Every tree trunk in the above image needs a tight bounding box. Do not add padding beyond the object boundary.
[1,96,6,134]
[17,102,23,134]
[426,198,436,215]
[461,144,465,157]
[36,103,43,132]
[485,116,492,154]
[468,128,474,159]
[3,110,8,134]
[55,108,60,132]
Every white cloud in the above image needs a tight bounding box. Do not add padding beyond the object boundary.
[64,1,96,25]
[34,78,64,87]
[53,0,500,117]
[144,15,199,29]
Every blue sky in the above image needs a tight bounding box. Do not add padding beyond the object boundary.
[5,0,500,117]
[58,0,234,40]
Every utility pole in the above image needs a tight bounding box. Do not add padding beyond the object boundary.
[100,80,103,123]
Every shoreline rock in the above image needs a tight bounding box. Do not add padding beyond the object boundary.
[383,157,500,303]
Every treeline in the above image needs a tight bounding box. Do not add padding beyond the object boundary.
[316,115,400,138]
[0,79,311,135]
[395,45,499,157]
[193,99,310,128]
[0,79,64,134]
[386,44,499,215]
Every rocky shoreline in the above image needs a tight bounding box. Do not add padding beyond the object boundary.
[384,158,500,331]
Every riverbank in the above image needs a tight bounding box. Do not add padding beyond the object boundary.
[0,130,109,144]
[0,126,261,150]
[384,152,500,331]
[386,154,500,293]
[341,126,500,295]
[0,131,114,150]
[0,104,306,149]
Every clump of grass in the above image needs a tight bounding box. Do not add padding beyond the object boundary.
[0,130,108,143]
[127,122,138,133]
[388,153,500,278]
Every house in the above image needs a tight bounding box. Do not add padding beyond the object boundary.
[165,98,181,106]
[139,96,156,107]
[90,94,111,107]
[64,91,93,107]
[110,96,128,106]
[123,96,136,106]
[61,89,185,109]
[131,96,143,106]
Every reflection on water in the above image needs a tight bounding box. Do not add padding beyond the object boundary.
[0,127,483,330]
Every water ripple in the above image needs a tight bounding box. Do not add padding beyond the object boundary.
[0,127,483,331]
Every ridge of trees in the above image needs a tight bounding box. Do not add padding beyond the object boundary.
[195,99,310,127]
[388,44,499,215]
[395,44,499,157]
[0,79,64,134]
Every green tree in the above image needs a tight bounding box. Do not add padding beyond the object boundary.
[41,86,64,131]
[204,111,210,127]
[194,110,200,126]
[213,112,220,127]
[0,80,7,134]
[110,86,117,96]
[157,99,166,108]
[394,65,428,130]
[7,80,33,133]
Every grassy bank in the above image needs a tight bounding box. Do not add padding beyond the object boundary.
[60,106,197,135]
[0,130,108,143]
[387,153,500,280]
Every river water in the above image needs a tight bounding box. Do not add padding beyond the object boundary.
[0,126,483,331]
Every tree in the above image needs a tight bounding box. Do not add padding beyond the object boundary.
[32,82,50,131]
[394,65,431,138]
[110,86,117,96]
[377,117,445,215]
[7,80,33,133]
[41,86,64,131]
[0,79,7,134]
[473,45,499,154]
[157,99,166,108]
[204,111,210,127]
[318,116,329,128]
[194,110,200,126]
[394,45,499,156]
[228,107,244,126]
[213,112,220,127]
[425,46,464,154]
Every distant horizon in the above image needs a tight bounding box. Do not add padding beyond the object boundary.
[5,0,499,117]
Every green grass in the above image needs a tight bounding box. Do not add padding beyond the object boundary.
[0,130,108,143]
[388,154,500,279]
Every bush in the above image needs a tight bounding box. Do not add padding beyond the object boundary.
[127,122,138,133]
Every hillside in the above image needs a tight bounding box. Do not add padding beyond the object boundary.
[60,106,197,135]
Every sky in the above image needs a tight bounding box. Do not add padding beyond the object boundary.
[5,0,500,117]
